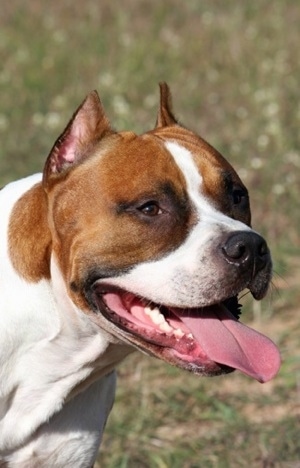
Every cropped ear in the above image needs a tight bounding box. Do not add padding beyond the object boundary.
[43,91,113,185]
[155,82,178,128]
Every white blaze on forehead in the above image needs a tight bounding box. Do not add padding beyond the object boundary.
[165,140,217,221]
[165,141,203,208]
[165,140,249,231]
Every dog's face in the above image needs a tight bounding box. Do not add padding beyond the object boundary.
[43,84,280,383]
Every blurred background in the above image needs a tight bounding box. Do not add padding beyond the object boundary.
[1,1,299,466]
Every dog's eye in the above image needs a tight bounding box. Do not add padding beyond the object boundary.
[138,201,162,216]
[232,188,246,205]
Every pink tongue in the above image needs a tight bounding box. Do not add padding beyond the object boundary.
[176,305,281,383]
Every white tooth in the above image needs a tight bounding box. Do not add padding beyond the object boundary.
[159,322,173,333]
[144,307,165,325]
[187,333,194,339]
[174,328,185,339]
[144,307,153,316]
[152,313,165,325]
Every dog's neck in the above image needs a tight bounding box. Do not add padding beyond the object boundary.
[0,174,132,452]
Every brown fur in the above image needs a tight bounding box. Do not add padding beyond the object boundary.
[8,183,51,282]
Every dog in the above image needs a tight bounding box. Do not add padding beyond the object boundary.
[0,83,280,467]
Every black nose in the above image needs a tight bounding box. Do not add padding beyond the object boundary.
[222,231,270,273]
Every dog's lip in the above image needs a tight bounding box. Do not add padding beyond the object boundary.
[91,284,281,383]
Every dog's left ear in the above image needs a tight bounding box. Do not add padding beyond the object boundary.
[155,82,178,128]
[43,91,114,185]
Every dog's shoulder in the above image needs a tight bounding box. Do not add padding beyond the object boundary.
[0,175,117,454]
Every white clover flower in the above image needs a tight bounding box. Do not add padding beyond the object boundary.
[45,112,61,129]
[251,157,264,169]
[32,113,44,126]
[100,72,114,87]
[272,184,285,195]
[257,134,269,149]
[285,151,300,167]
[144,94,156,108]
[112,95,129,116]
[0,114,8,131]
[53,30,66,44]
[15,48,29,64]
[53,95,67,109]
[266,121,280,136]
[265,102,279,117]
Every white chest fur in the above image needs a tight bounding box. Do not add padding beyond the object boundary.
[0,175,117,464]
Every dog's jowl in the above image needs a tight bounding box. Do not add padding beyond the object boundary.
[0,83,280,467]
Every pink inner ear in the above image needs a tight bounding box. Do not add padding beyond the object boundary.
[59,110,92,167]
[49,133,78,173]
[44,90,112,178]
[60,135,77,164]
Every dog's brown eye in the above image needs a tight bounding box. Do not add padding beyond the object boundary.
[232,188,246,205]
[138,201,162,216]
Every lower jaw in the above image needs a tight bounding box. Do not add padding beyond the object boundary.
[96,301,234,377]
[158,345,234,376]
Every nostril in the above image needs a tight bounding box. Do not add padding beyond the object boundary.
[256,238,270,270]
[258,239,269,258]
[222,240,248,261]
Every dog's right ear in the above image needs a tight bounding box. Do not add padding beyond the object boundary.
[155,82,178,128]
[43,91,114,186]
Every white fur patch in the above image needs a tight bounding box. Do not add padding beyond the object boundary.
[165,141,203,208]
[3,375,116,467]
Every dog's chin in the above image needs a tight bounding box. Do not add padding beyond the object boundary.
[89,284,244,377]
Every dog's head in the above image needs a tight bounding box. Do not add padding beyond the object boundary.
[43,83,280,383]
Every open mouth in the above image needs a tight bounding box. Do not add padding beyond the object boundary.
[91,285,281,383]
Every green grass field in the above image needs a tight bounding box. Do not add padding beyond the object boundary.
[1,1,299,466]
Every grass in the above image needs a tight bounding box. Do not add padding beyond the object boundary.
[98,349,300,467]
[1,1,300,466]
